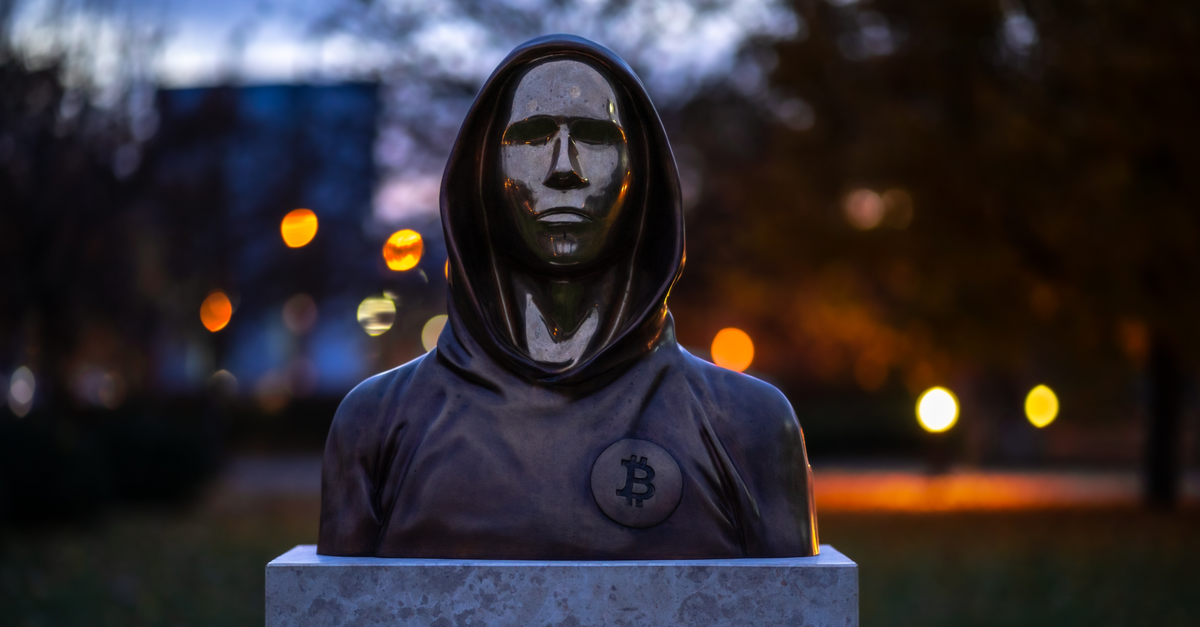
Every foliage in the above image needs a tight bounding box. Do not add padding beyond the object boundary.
[673,0,1200,422]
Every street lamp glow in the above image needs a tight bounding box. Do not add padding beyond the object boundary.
[281,209,318,248]
[200,291,233,332]
[917,386,958,433]
[383,229,423,271]
[711,327,754,372]
[1025,384,1059,428]
[422,315,448,352]
[356,296,396,336]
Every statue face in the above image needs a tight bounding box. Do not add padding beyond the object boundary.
[498,60,633,268]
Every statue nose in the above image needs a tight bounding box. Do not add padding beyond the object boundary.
[543,125,589,190]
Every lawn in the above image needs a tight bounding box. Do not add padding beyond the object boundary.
[2,496,1197,626]
[823,510,1200,627]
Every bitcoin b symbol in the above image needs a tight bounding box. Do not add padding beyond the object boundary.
[592,439,682,528]
[615,455,656,507]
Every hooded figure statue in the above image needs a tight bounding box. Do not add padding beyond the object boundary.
[318,35,819,559]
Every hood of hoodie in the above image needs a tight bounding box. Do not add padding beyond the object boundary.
[439,34,685,386]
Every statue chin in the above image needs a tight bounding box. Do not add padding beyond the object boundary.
[538,230,583,262]
[496,184,627,270]
[518,218,611,269]
[498,178,630,270]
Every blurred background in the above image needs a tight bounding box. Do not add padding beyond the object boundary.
[1,0,1198,625]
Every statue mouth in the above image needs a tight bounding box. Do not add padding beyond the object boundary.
[536,208,593,223]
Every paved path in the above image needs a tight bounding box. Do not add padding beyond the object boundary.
[814,467,1200,511]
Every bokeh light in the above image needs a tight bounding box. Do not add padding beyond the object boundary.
[8,366,35,418]
[711,327,754,372]
[254,370,290,413]
[280,208,318,248]
[1025,384,1059,428]
[209,369,239,397]
[288,357,318,398]
[357,296,396,336]
[383,229,423,271]
[200,291,233,332]
[422,314,448,352]
[282,293,318,334]
[71,366,125,409]
[881,189,913,228]
[917,386,959,433]
[844,189,885,230]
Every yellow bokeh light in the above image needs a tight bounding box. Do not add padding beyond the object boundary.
[711,327,754,373]
[422,314,448,352]
[356,296,396,336]
[281,209,318,248]
[917,386,958,433]
[200,291,233,332]
[383,229,423,271]
[1025,384,1059,428]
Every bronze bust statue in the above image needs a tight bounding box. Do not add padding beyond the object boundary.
[318,35,819,559]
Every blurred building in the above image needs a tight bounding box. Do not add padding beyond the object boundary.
[1,80,406,516]
[146,83,382,402]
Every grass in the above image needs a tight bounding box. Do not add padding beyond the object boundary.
[823,509,1200,627]
[2,498,1198,626]
[1,496,317,627]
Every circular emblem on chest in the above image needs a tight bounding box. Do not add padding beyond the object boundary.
[590,438,683,528]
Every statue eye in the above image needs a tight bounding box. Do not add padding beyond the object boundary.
[569,119,624,145]
[503,117,558,145]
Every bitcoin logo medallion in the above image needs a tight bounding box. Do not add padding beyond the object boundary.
[590,439,682,528]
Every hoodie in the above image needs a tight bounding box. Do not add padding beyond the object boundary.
[318,34,818,559]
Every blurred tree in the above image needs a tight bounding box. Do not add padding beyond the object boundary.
[316,0,800,225]
[4,0,1192,509]
[673,0,1199,505]
[0,16,133,412]
[0,1,223,518]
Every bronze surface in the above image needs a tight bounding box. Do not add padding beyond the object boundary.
[590,438,683,529]
[318,34,818,560]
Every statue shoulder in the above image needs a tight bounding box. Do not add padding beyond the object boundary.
[678,349,818,557]
[319,354,431,556]
[327,354,428,441]
[680,350,803,446]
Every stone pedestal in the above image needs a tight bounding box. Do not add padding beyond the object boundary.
[266,545,857,626]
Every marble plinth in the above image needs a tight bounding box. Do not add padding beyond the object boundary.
[266,545,857,626]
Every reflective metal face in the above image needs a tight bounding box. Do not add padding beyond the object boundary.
[498,60,632,267]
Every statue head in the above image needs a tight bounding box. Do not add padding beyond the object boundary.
[493,58,635,270]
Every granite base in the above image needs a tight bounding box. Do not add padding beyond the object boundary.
[266,545,857,626]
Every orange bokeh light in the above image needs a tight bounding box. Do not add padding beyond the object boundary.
[711,327,754,372]
[200,291,233,332]
[280,209,318,248]
[383,229,423,271]
[814,470,1134,512]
